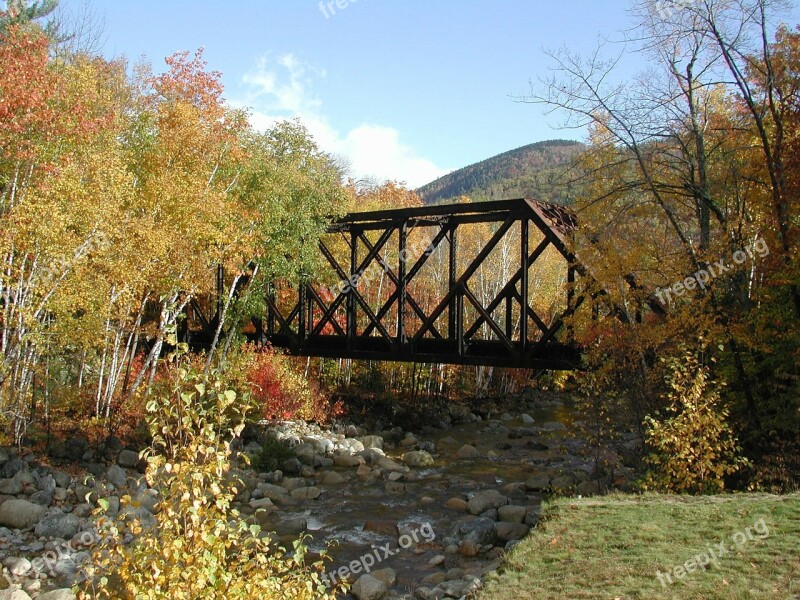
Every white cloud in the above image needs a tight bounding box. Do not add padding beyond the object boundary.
[235,53,448,189]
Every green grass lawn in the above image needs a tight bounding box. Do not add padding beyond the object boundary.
[478,492,800,600]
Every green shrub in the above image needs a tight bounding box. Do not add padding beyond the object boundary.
[252,435,295,472]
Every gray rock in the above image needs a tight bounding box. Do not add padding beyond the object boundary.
[37,590,77,600]
[133,490,159,513]
[36,473,56,492]
[54,556,78,578]
[104,495,120,517]
[29,489,54,506]
[280,477,306,492]
[525,505,541,527]
[0,477,22,495]
[467,490,508,515]
[335,438,365,455]
[34,510,81,539]
[520,413,535,424]
[256,483,291,503]
[30,474,55,506]
[448,516,497,547]
[275,517,307,536]
[480,508,498,521]
[402,450,434,468]
[289,486,320,500]
[496,521,530,542]
[357,435,383,450]
[351,574,387,600]
[358,448,386,464]
[428,554,446,566]
[456,444,479,459]
[8,470,38,496]
[550,474,575,492]
[105,465,127,488]
[3,556,31,576]
[524,440,549,451]
[442,579,473,598]
[541,421,567,431]
[498,505,528,523]
[525,474,550,491]
[399,434,418,447]
[375,457,405,472]
[0,499,47,529]
[71,503,93,518]
[281,457,302,475]
[303,436,333,455]
[84,462,105,477]
[576,480,601,496]
[332,455,364,467]
[119,505,156,529]
[117,449,140,468]
[318,471,345,485]
[293,443,316,465]
[0,589,32,600]
[51,470,71,489]
[1,458,25,479]
[370,567,396,588]
[249,498,274,510]
[413,586,434,600]
[52,437,89,462]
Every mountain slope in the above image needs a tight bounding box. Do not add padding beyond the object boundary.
[416,139,584,205]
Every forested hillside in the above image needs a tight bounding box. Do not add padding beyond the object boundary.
[416,139,583,204]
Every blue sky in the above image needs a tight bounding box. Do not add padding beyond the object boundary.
[58,0,799,188]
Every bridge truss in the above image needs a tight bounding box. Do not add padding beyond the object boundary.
[248,198,597,370]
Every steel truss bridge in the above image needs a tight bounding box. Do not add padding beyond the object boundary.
[184,199,658,370]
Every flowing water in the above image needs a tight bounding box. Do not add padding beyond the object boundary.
[261,402,592,596]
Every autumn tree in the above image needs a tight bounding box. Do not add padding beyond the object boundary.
[524,0,800,488]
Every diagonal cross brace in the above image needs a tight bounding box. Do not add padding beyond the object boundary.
[411,213,517,344]
[310,224,396,338]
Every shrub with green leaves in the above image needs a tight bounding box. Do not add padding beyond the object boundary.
[82,351,345,599]
[252,434,296,472]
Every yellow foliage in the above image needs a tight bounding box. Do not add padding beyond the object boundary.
[82,356,344,599]
[642,347,748,494]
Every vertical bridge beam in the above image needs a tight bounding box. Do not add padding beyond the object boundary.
[397,221,407,343]
[520,217,529,356]
[347,229,357,348]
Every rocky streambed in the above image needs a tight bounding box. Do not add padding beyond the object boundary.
[0,392,637,599]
